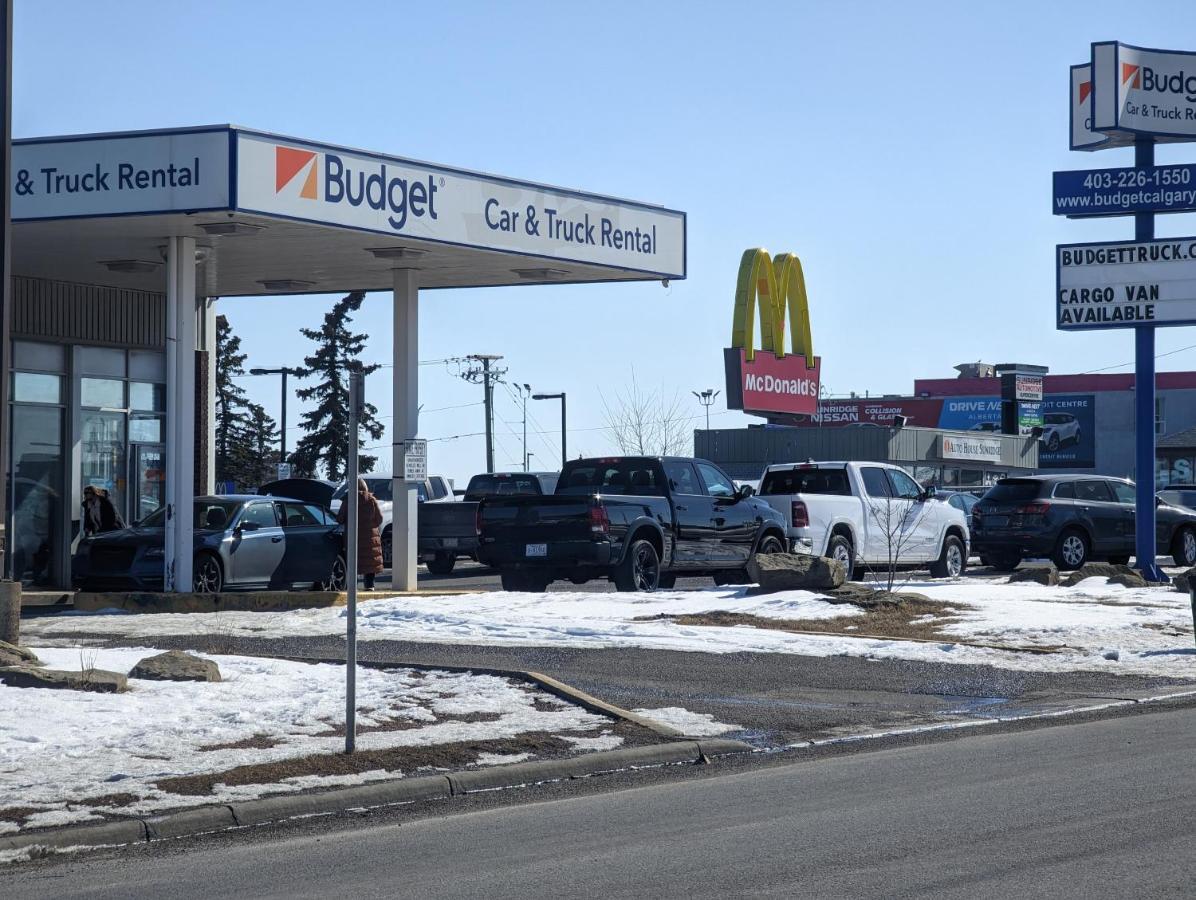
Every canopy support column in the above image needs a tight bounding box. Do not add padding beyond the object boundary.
[164,236,196,592]
[392,268,419,592]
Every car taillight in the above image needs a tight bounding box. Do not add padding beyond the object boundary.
[791,500,809,528]
[589,505,610,534]
[1016,502,1051,516]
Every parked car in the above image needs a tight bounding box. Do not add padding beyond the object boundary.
[1157,485,1196,511]
[259,478,338,510]
[971,474,1196,571]
[935,490,980,517]
[72,495,346,593]
[1039,413,1081,452]
[477,457,787,591]
[331,474,454,567]
[756,461,970,579]
[420,472,559,574]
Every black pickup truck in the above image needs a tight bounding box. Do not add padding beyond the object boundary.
[477,456,787,591]
[419,471,558,574]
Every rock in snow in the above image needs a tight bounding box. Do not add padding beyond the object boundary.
[0,665,127,692]
[747,553,846,592]
[1007,565,1059,587]
[0,639,41,668]
[128,650,222,683]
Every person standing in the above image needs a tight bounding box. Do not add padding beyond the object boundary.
[337,478,384,590]
[82,486,125,536]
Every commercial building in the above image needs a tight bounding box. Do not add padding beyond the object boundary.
[7,125,686,591]
[701,362,1196,488]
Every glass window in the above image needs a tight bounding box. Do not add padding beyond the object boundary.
[556,461,663,496]
[696,463,735,498]
[304,504,332,525]
[1156,397,1166,436]
[13,341,65,372]
[759,467,850,496]
[664,460,703,495]
[78,346,125,377]
[280,502,321,527]
[80,411,127,517]
[364,478,393,501]
[1110,481,1136,505]
[130,382,165,411]
[240,502,278,528]
[129,414,162,443]
[860,467,892,497]
[1053,481,1076,499]
[129,350,166,381]
[12,405,64,587]
[465,473,548,499]
[1076,480,1114,503]
[81,377,124,408]
[886,469,923,500]
[13,372,62,404]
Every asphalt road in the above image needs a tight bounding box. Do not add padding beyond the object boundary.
[9,705,1195,898]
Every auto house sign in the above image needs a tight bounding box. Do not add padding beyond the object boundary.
[940,435,1003,463]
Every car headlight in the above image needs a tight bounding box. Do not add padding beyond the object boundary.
[143,546,165,559]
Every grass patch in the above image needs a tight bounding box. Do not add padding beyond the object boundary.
[0,806,42,825]
[639,596,966,643]
[198,734,284,752]
[81,791,140,808]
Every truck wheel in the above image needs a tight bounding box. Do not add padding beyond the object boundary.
[1052,528,1089,571]
[426,552,456,576]
[930,535,966,578]
[826,534,856,580]
[614,539,661,592]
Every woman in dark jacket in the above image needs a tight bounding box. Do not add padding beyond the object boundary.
[336,479,385,589]
[82,486,125,536]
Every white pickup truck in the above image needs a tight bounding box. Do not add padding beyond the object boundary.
[756,461,970,579]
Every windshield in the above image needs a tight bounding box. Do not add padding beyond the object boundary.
[555,461,664,496]
[465,474,545,500]
[760,468,850,496]
[983,480,1045,504]
[138,499,242,530]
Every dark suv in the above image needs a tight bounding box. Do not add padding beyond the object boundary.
[971,474,1196,571]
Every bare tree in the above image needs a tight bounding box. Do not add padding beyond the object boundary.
[602,374,690,456]
[865,494,930,592]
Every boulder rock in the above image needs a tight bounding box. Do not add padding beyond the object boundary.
[0,639,41,668]
[1061,562,1139,587]
[747,553,846,593]
[128,650,221,683]
[1007,565,1059,586]
[1172,568,1196,594]
[0,666,127,692]
[1108,571,1150,589]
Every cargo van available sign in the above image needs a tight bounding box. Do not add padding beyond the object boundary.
[1057,237,1196,329]
[723,249,821,417]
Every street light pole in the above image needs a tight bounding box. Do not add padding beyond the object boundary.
[533,392,566,468]
[518,383,531,472]
[249,366,302,466]
[692,388,719,432]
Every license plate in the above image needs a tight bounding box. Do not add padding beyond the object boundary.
[525,543,547,557]
[442,537,458,548]
[986,516,1009,528]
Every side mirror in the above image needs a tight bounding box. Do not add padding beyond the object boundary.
[922,485,937,500]
[237,520,260,533]
[737,484,756,500]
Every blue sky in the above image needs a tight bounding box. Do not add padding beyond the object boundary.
[15,1,1196,483]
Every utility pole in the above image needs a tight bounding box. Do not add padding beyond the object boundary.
[517,383,531,471]
[692,388,719,432]
[459,354,506,473]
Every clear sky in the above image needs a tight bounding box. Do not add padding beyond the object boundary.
[14,1,1196,483]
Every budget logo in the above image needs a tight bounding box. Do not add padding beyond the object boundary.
[275,146,319,200]
[1077,80,1092,105]
[1122,62,1141,89]
[723,248,821,418]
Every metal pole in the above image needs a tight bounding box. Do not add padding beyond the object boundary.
[279,369,287,462]
[1133,136,1163,582]
[0,0,11,579]
[522,388,528,472]
[560,393,567,467]
[345,369,363,753]
[483,358,495,473]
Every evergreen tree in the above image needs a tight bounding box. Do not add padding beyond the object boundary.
[245,403,281,487]
[291,292,384,480]
[215,315,255,488]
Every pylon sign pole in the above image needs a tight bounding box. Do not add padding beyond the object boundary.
[1054,40,1196,583]
[345,369,364,753]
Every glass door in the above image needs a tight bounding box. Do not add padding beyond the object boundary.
[10,406,64,587]
[80,410,128,521]
[130,444,166,525]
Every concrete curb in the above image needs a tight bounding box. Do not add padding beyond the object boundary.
[0,741,751,854]
[72,588,477,615]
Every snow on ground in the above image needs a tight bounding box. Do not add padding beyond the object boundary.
[0,648,616,831]
[20,577,1196,679]
[633,707,739,737]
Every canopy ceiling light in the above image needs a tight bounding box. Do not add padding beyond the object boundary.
[100,259,161,274]
[366,246,427,260]
[511,267,569,280]
[257,279,315,292]
[198,221,266,237]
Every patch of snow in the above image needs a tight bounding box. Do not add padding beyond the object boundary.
[632,707,739,737]
[560,733,624,751]
[475,752,534,766]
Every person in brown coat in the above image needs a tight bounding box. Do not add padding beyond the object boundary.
[337,478,385,590]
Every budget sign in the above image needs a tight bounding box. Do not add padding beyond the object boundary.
[1057,237,1196,329]
[1091,41,1196,141]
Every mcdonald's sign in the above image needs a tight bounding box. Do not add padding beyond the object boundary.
[723,249,821,417]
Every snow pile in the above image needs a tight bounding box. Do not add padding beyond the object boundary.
[0,648,614,829]
[633,707,739,737]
